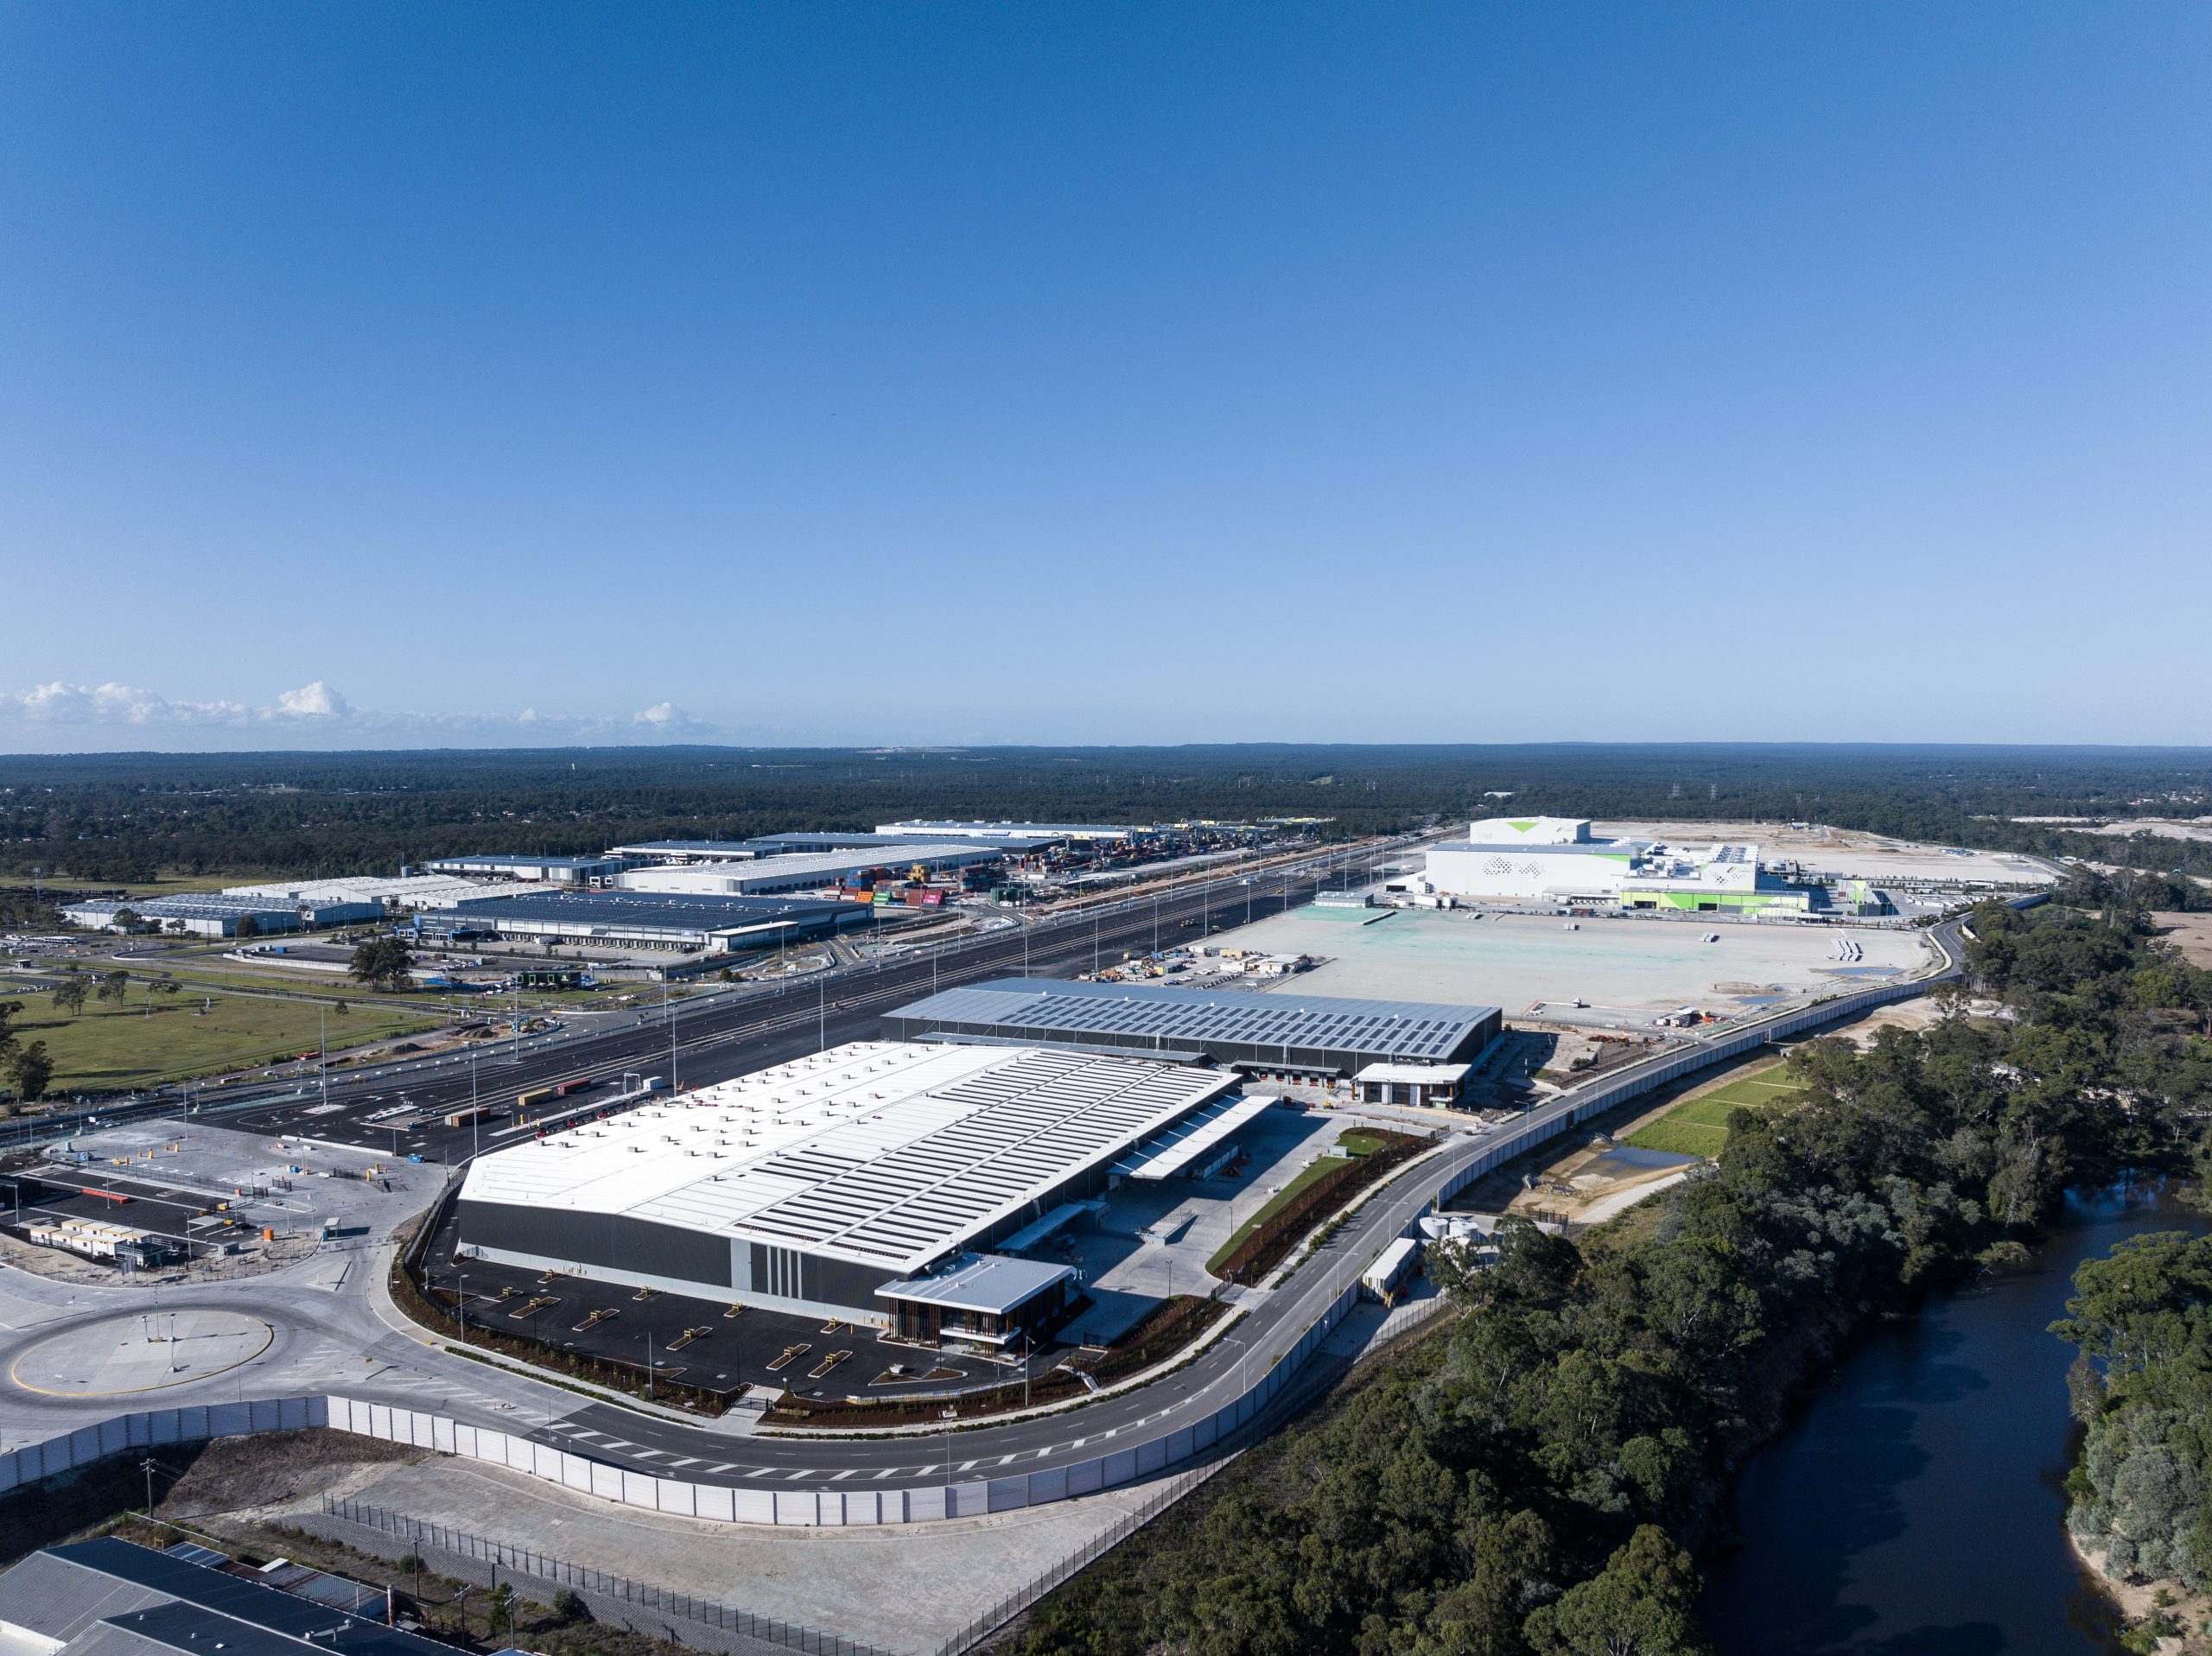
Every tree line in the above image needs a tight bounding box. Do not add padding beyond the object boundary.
[4,744,2211,886]
[1009,897,2212,1655]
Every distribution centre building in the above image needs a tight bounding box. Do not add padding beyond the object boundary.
[454,1040,1240,1328]
[615,842,1007,896]
[880,977,1503,1078]
[424,853,629,885]
[415,891,863,952]
[609,832,1054,860]
[59,893,380,937]
[875,819,1150,845]
[1414,817,1813,915]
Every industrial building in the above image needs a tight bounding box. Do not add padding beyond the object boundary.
[881,977,1503,1078]
[0,1537,452,1656]
[456,1040,1241,1329]
[875,819,1152,845]
[219,872,492,910]
[412,891,861,953]
[611,831,1054,860]
[424,853,628,885]
[1353,1062,1473,1109]
[59,893,380,937]
[1414,818,1812,916]
[615,841,1007,896]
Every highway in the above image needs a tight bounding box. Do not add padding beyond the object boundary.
[22,837,1415,1160]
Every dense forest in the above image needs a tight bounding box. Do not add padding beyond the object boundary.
[2056,1229,2212,1610]
[3,743,2212,886]
[1006,890,2212,1655]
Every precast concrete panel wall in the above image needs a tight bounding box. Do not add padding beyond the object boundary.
[0,1397,326,1494]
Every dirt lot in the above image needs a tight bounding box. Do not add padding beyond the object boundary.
[2154,912,2212,968]
[0,1429,426,1567]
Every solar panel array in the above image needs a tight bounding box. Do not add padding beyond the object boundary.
[893,979,1496,1063]
[734,1050,1221,1264]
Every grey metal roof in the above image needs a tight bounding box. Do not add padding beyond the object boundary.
[875,1253,1075,1314]
[449,891,848,933]
[428,853,626,871]
[0,1549,167,1641]
[887,978,1498,1063]
[36,1539,447,1656]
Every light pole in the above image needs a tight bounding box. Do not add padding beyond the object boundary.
[456,1273,467,1346]
[664,979,678,1091]
[469,1048,480,1161]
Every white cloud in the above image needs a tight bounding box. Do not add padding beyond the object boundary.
[0,680,723,752]
[1,681,254,728]
[274,681,350,720]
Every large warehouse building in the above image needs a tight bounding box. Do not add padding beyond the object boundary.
[60,893,380,937]
[414,891,862,952]
[425,853,629,885]
[220,872,492,911]
[455,1040,1240,1326]
[615,842,1007,896]
[875,819,1150,845]
[881,978,1502,1077]
[1414,817,1812,915]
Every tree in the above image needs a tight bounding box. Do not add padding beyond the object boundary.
[0,999,19,1068]
[234,914,261,940]
[349,936,413,993]
[333,998,351,1018]
[50,976,87,1018]
[96,971,130,1009]
[1523,1526,1713,1656]
[111,907,141,933]
[6,1041,54,1103]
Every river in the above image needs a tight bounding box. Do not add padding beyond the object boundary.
[1700,1180,2207,1655]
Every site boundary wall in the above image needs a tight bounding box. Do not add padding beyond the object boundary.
[318,1496,897,1656]
[0,1396,326,1493]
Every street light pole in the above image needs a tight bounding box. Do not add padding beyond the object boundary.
[664,979,678,1091]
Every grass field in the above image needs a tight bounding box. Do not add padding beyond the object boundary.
[1624,1063,1808,1158]
[1206,1130,1383,1275]
[2,987,443,1094]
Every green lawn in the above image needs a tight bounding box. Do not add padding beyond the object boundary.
[1,987,443,1094]
[1206,1131,1382,1275]
[1624,1065,1808,1158]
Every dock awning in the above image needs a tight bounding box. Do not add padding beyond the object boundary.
[1112,1093,1277,1182]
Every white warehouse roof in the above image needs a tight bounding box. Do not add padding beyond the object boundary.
[461,1041,1237,1273]
[616,842,1002,895]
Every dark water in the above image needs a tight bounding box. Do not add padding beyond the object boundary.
[1701,1182,2209,1655]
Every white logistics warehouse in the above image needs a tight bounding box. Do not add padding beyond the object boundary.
[614,841,1007,896]
[454,1040,1241,1327]
[1410,817,1812,916]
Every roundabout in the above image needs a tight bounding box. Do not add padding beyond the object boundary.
[5,1310,275,1398]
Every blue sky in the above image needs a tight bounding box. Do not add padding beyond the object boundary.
[3,3,2207,751]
